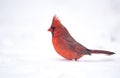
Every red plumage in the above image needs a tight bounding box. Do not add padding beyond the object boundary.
[48,15,115,60]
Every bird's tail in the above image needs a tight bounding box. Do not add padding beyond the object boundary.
[90,50,115,55]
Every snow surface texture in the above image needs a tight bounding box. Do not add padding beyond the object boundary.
[0,0,120,78]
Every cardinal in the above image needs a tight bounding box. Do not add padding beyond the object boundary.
[48,15,115,61]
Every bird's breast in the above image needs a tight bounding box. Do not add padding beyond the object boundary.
[52,37,83,60]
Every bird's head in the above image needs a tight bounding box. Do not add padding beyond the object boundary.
[48,15,63,36]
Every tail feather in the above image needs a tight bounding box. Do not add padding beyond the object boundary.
[90,50,115,55]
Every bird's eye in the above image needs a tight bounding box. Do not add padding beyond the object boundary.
[51,26,56,31]
[51,26,56,29]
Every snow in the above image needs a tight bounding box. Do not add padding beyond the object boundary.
[0,0,120,78]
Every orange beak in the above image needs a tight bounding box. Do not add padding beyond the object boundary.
[48,28,52,32]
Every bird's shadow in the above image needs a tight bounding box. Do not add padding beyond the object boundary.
[56,58,115,63]
[79,59,115,63]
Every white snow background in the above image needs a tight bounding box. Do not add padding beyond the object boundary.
[0,0,120,78]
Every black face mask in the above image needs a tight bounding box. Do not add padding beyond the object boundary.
[50,26,56,36]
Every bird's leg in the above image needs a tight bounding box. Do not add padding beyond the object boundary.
[74,58,78,61]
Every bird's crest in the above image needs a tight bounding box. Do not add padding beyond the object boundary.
[51,15,61,27]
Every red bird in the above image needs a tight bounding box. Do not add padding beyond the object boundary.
[48,15,115,61]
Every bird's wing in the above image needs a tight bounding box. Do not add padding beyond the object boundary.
[63,36,90,55]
